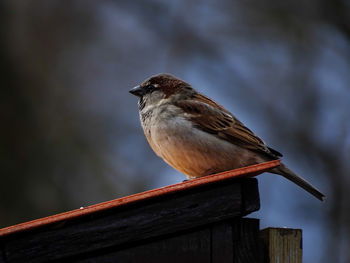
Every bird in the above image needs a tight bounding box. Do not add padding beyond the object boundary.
[129,73,325,201]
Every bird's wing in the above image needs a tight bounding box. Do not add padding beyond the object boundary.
[175,93,282,159]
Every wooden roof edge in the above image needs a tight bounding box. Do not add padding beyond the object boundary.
[0,159,280,238]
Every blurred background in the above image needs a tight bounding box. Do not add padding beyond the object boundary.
[1,0,349,262]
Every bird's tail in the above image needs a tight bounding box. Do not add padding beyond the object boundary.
[270,163,325,201]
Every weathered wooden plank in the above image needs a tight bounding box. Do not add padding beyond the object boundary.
[242,177,260,214]
[260,227,302,263]
[211,221,234,263]
[76,228,211,263]
[3,179,259,262]
[0,248,6,263]
[232,218,264,263]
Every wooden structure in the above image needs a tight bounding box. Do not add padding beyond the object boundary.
[0,160,302,263]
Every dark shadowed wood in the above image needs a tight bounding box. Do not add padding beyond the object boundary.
[73,218,262,263]
[260,228,302,263]
[0,250,5,263]
[2,179,259,262]
[232,218,264,263]
[211,222,234,263]
[77,228,211,263]
[242,178,260,213]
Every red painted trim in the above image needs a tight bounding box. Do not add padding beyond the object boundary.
[0,160,280,237]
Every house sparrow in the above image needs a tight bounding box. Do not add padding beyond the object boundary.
[129,73,325,201]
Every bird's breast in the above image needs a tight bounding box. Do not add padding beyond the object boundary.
[140,105,263,178]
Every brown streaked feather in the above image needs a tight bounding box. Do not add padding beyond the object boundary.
[175,93,282,159]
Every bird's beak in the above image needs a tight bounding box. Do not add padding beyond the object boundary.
[129,85,144,97]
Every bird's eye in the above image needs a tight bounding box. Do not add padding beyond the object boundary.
[145,84,156,92]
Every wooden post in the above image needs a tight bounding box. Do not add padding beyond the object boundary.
[260,227,302,263]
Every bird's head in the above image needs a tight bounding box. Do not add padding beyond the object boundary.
[129,73,192,110]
